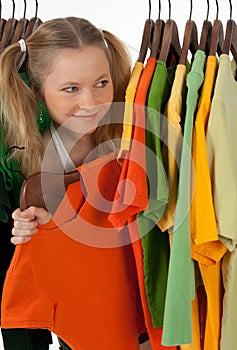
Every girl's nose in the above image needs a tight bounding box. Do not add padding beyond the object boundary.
[77,89,97,109]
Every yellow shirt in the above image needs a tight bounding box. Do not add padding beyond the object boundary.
[117,61,144,160]
[191,55,227,264]
[206,54,237,350]
[191,55,227,350]
[158,64,187,232]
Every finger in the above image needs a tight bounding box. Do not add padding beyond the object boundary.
[12,208,35,222]
[13,219,38,230]
[11,236,31,245]
[12,227,38,237]
[27,206,52,225]
[12,207,51,225]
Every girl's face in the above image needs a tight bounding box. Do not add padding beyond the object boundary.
[43,46,114,135]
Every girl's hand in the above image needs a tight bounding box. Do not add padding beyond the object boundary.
[11,206,52,245]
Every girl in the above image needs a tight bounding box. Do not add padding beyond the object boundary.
[0,17,147,350]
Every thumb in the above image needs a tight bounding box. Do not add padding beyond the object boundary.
[22,206,52,225]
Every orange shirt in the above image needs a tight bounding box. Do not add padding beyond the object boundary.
[1,153,145,350]
[110,57,176,350]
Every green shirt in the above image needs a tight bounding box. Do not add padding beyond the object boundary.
[138,60,176,327]
[162,50,206,346]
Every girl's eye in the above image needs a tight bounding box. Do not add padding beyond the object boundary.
[96,80,109,88]
[64,86,78,93]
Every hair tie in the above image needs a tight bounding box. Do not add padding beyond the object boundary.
[98,28,108,48]
[18,39,27,52]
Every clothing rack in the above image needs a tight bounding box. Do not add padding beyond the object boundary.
[117,0,237,349]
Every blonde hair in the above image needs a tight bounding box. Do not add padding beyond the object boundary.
[0,17,131,176]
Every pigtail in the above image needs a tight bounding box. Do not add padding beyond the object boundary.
[0,42,43,176]
[102,30,131,102]
[93,30,132,147]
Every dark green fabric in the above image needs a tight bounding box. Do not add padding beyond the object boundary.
[0,172,11,222]
[0,72,51,197]
[138,60,177,328]
[58,337,72,350]
[0,138,23,206]
[1,328,52,350]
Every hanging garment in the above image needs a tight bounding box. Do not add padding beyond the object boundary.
[205,53,237,349]
[133,57,168,332]
[0,171,53,350]
[1,152,145,350]
[190,55,227,350]
[206,54,237,250]
[179,293,202,350]
[158,63,188,232]
[152,62,201,350]
[190,55,225,255]
[128,219,177,350]
[0,133,53,350]
[135,57,157,105]
[0,172,15,311]
[143,59,177,223]
[0,149,22,202]
[2,329,52,350]
[220,249,237,350]
[109,57,177,349]
[118,61,144,159]
[0,71,53,350]
[138,59,177,329]
[162,50,206,346]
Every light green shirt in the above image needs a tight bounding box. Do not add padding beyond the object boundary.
[206,54,237,251]
[206,54,237,350]
[162,50,206,346]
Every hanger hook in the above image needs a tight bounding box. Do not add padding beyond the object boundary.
[168,0,171,19]
[189,0,193,20]
[228,0,232,19]
[12,0,15,18]
[206,0,210,20]
[215,0,219,19]
[35,0,39,17]
[4,146,26,181]
[158,0,161,19]
[23,0,27,18]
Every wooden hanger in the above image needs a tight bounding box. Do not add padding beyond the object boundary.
[150,0,165,59]
[209,0,224,57]
[11,0,29,43]
[179,20,198,65]
[150,19,165,59]
[4,146,80,212]
[17,0,42,71]
[223,0,237,62]
[198,0,212,54]
[179,0,198,65]
[158,0,181,63]
[138,2,155,63]
[137,18,154,63]
[137,0,154,63]
[223,19,237,61]
[0,0,17,51]
[20,170,81,211]
[0,1,6,41]
[23,0,42,39]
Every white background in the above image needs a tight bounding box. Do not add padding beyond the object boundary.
[0,0,236,349]
[1,0,237,63]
